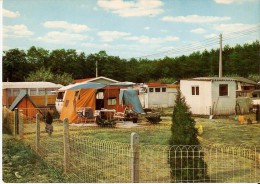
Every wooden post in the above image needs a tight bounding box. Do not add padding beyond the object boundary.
[130,132,139,183]
[63,118,70,174]
[19,110,24,139]
[36,113,40,154]
[14,108,18,137]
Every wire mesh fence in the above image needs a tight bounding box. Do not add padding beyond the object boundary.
[2,107,260,183]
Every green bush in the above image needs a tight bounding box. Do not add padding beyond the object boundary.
[169,89,209,182]
[96,116,116,127]
[145,113,162,124]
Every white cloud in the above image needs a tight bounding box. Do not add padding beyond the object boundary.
[97,0,164,17]
[97,31,131,42]
[43,21,90,32]
[160,29,169,33]
[191,28,206,34]
[3,25,34,37]
[93,6,99,11]
[213,23,256,34]
[125,35,179,44]
[144,26,150,30]
[205,33,218,38]
[162,15,231,23]
[3,8,20,18]
[37,31,88,45]
[214,0,257,4]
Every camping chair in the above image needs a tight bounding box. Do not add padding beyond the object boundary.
[114,106,128,121]
[77,107,95,124]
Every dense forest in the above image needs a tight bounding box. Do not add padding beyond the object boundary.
[2,40,260,85]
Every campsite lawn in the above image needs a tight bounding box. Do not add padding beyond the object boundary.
[70,114,260,147]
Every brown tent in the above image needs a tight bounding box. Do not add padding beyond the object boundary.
[59,85,125,123]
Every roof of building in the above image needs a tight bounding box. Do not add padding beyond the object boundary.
[110,81,136,86]
[3,82,63,89]
[73,76,119,84]
[147,82,167,87]
[9,90,37,110]
[184,77,257,85]
[166,84,179,88]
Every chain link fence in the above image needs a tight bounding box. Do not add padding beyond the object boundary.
[2,107,260,183]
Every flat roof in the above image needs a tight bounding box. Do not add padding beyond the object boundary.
[3,82,63,89]
[183,77,257,85]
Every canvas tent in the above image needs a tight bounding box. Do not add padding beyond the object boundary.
[59,82,144,123]
[9,90,41,118]
[119,89,144,114]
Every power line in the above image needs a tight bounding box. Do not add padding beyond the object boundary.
[133,24,260,60]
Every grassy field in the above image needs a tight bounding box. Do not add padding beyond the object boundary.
[70,114,260,147]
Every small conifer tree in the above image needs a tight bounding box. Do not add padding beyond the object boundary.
[169,89,209,182]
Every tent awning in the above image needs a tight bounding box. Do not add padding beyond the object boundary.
[120,89,144,114]
[69,82,106,90]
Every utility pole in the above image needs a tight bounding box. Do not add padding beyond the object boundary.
[219,33,222,78]
[96,60,98,78]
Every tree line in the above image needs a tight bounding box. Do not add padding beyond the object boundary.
[2,40,260,85]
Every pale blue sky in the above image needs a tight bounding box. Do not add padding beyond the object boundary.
[2,0,260,59]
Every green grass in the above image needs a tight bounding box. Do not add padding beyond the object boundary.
[72,114,260,147]
[2,134,65,183]
[196,117,260,146]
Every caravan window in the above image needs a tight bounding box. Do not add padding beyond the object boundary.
[149,88,154,92]
[30,89,37,96]
[162,88,166,92]
[155,88,160,92]
[38,89,46,95]
[96,92,104,99]
[13,89,20,96]
[108,97,116,105]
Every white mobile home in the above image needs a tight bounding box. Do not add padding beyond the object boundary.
[137,83,178,108]
[180,77,237,115]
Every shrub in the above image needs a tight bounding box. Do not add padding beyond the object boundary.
[145,113,162,124]
[169,89,209,182]
[96,116,116,127]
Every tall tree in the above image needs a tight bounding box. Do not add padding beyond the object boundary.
[25,67,73,85]
[169,89,209,182]
[2,49,28,81]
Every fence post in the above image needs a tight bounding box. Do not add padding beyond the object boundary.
[36,113,40,154]
[19,110,24,139]
[14,108,19,137]
[63,118,70,174]
[130,132,139,183]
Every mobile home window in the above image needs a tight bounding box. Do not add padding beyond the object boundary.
[13,89,20,96]
[108,97,116,105]
[29,89,37,96]
[38,89,46,95]
[155,88,160,92]
[219,84,228,96]
[149,88,154,92]
[192,86,199,95]
[162,88,166,92]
